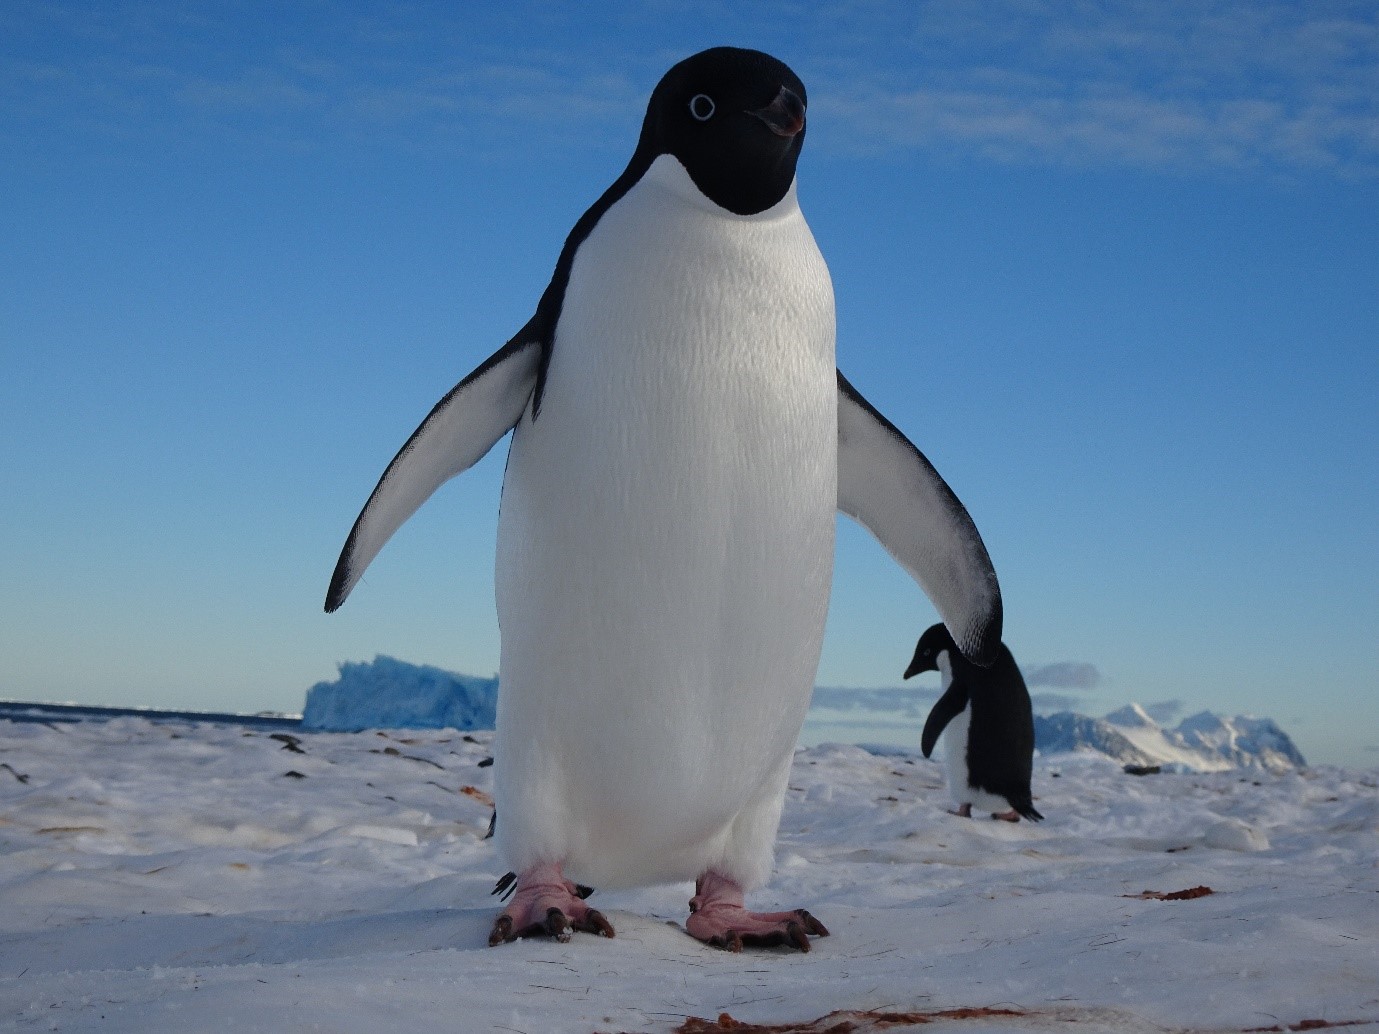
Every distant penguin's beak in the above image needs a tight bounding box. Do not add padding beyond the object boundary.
[903,651,933,680]
[750,86,805,138]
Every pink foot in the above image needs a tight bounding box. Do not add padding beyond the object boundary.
[949,803,973,818]
[685,871,829,953]
[992,809,1021,822]
[488,862,614,946]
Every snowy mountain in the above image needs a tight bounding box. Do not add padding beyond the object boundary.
[302,658,1306,773]
[1035,703,1306,772]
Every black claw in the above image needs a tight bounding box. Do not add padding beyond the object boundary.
[574,883,595,900]
[545,907,573,942]
[796,909,830,937]
[492,871,517,899]
[488,914,513,947]
[716,931,744,953]
[576,908,615,939]
[785,920,810,952]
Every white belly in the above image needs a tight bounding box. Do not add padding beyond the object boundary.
[492,156,836,889]
[942,701,1013,816]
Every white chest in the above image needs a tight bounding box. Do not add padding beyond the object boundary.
[539,154,834,459]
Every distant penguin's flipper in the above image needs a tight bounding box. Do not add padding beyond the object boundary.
[325,327,543,612]
[836,371,1003,665]
[920,682,969,758]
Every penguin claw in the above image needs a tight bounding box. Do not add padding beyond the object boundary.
[700,914,821,953]
[487,914,513,947]
[578,908,615,939]
[545,907,573,942]
[487,862,615,947]
[710,931,744,953]
[685,871,828,953]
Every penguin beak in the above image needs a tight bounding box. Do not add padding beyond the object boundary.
[749,86,805,138]
[903,650,934,680]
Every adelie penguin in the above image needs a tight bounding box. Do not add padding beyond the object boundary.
[906,623,1042,823]
[326,47,1002,952]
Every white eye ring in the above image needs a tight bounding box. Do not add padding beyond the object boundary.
[688,94,715,121]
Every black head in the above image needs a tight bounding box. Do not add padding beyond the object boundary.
[903,622,958,680]
[635,47,807,216]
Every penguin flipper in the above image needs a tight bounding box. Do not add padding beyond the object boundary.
[836,371,1003,665]
[920,682,968,758]
[325,328,543,611]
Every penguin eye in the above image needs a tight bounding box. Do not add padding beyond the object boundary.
[688,94,715,122]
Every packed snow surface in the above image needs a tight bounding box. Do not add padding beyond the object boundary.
[0,716,1374,1034]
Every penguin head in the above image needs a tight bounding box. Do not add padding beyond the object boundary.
[637,47,807,216]
[903,622,957,680]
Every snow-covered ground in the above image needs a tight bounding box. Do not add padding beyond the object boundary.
[1,715,1376,1033]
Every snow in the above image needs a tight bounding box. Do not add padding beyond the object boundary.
[1,715,1375,1033]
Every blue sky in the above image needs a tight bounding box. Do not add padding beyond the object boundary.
[2,1,1376,765]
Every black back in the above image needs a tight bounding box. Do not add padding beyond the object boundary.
[906,623,1042,821]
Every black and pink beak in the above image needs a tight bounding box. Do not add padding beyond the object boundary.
[750,86,805,138]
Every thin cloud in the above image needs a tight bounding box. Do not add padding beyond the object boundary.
[1144,699,1185,725]
[1024,661,1101,690]
[6,1,1372,176]
[812,0,1379,177]
[1030,692,1084,713]
[809,686,937,722]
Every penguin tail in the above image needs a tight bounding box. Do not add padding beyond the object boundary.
[1016,800,1044,822]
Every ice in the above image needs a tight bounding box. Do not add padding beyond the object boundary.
[302,656,498,733]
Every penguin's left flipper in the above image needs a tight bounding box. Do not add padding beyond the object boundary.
[836,371,1002,665]
[918,682,969,758]
[325,328,543,611]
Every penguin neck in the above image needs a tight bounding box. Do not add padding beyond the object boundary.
[936,649,953,692]
[641,153,801,222]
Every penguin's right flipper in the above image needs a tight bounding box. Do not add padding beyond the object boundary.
[836,371,1003,665]
[920,682,969,758]
[326,327,543,611]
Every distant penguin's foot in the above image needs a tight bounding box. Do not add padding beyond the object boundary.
[992,809,1021,822]
[685,871,829,953]
[487,861,614,946]
[949,803,973,818]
